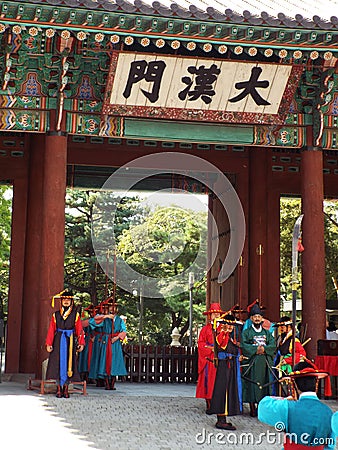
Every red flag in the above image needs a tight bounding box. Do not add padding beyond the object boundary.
[297,238,304,252]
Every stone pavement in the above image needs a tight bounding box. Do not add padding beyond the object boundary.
[0,380,337,450]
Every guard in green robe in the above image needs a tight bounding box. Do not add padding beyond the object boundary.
[240,302,275,417]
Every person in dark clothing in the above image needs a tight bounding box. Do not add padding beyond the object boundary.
[45,290,85,398]
[272,316,306,396]
[209,313,243,430]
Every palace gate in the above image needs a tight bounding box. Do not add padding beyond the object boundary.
[0,0,338,377]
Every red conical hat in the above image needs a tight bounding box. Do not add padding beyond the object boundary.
[203,303,224,315]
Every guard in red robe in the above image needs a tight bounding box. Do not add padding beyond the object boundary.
[45,290,85,398]
[196,302,223,413]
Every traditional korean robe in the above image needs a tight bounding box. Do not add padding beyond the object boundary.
[278,331,307,374]
[258,393,335,450]
[87,317,102,380]
[45,307,85,386]
[78,321,94,375]
[89,314,127,378]
[240,324,275,403]
[110,315,127,377]
[195,323,217,400]
[209,328,242,417]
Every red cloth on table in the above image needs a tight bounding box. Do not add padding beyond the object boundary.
[315,355,338,376]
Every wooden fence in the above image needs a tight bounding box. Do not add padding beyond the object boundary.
[123,345,198,383]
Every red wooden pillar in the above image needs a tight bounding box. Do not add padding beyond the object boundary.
[5,177,28,373]
[206,193,213,312]
[20,135,45,373]
[35,132,67,378]
[249,148,268,307]
[301,147,326,359]
[236,164,249,310]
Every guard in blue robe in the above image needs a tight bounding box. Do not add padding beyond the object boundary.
[89,299,127,390]
[331,412,338,438]
[258,360,335,450]
[78,304,96,381]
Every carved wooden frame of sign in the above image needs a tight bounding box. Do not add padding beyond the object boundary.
[102,51,303,126]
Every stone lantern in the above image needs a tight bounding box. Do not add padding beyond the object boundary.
[170,327,181,347]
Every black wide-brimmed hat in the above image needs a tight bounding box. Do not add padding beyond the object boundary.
[247,299,265,317]
[283,360,329,381]
[218,313,237,325]
[230,304,246,314]
[249,303,263,317]
[51,289,75,307]
[273,316,293,327]
[281,360,331,397]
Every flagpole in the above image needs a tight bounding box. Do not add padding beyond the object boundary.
[238,256,243,309]
[113,250,117,302]
[257,244,264,302]
[291,215,304,367]
[104,248,110,299]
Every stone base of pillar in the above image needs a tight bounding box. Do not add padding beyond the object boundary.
[2,373,35,383]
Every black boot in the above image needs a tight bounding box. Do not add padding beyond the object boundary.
[56,385,63,398]
[63,385,70,398]
[205,399,212,415]
[104,377,110,390]
[249,402,257,417]
[215,415,236,431]
[96,378,104,387]
[110,376,116,390]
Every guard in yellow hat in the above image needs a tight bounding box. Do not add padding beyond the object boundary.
[45,290,85,398]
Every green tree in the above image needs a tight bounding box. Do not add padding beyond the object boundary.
[280,197,302,309]
[64,189,144,306]
[118,206,208,343]
[324,201,338,299]
[280,197,338,310]
[0,185,12,315]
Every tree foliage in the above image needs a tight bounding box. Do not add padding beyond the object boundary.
[324,201,338,300]
[118,205,208,344]
[0,185,12,316]
[64,189,144,306]
[280,197,338,310]
[65,191,208,345]
[280,197,302,307]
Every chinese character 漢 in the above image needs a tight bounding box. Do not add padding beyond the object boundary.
[123,60,166,103]
[178,64,221,104]
[229,67,271,106]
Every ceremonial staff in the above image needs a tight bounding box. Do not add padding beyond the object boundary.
[212,318,219,368]
[291,215,304,368]
[104,248,110,299]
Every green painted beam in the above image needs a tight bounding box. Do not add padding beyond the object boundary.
[124,119,254,144]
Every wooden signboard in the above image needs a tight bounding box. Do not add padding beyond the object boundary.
[103,51,303,125]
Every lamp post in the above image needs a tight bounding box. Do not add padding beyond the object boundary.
[133,276,144,345]
[133,277,144,382]
[189,272,194,347]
